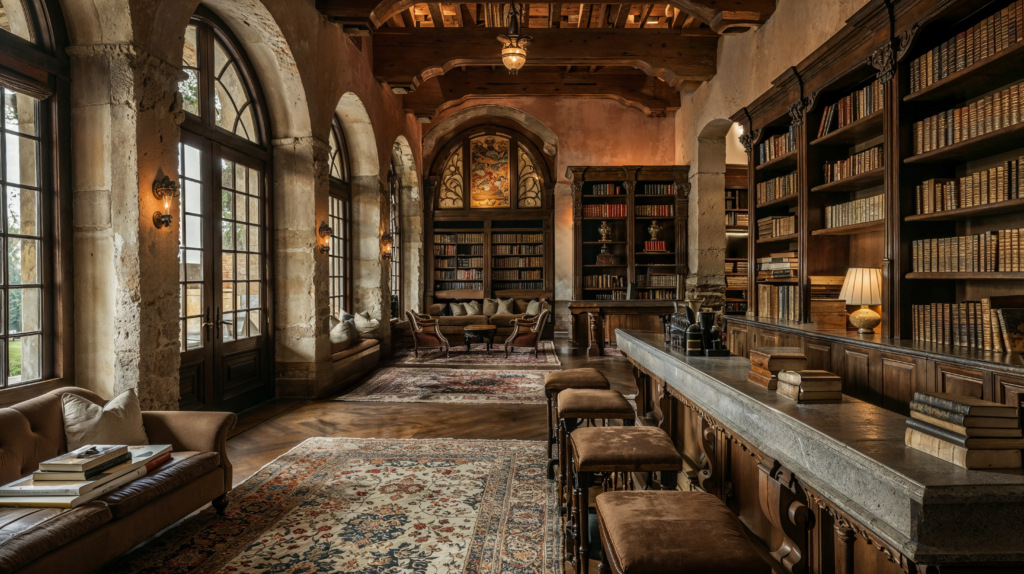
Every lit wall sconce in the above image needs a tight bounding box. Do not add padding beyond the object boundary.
[318,221,333,254]
[152,175,180,229]
[381,232,394,261]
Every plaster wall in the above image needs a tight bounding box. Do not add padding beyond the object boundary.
[425,97,676,331]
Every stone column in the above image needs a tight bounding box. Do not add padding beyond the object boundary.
[351,175,391,351]
[553,181,573,333]
[271,137,332,398]
[685,133,727,312]
[68,44,185,410]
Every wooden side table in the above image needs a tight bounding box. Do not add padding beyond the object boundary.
[464,324,497,351]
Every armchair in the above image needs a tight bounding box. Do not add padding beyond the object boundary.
[407,309,451,357]
[504,308,551,357]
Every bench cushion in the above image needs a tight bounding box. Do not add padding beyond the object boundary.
[487,314,526,327]
[0,503,112,573]
[333,338,379,362]
[571,426,681,473]
[98,452,220,519]
[558,389,634,420]
[544,368,610,392]
[596,491,769,574]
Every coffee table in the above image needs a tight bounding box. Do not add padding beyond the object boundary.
[464,324,498,351]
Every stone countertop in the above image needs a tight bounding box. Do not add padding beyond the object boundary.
[615,329,1024,565]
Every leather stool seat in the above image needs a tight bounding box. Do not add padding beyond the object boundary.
[596,491,769,574]
[558,389,634,420]
[571,426,682,473]
[544,368,610,391]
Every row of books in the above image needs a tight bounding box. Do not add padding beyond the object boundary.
[435,257,483,269]
[756,172,798,205]
[635,289,677,300]
[911,295,1024,353]
[822,145,883,184]
[435,282,482,290]
[434,245,483,256]
[817,80,884,138]
[583,204,627,218]
[911,79,1024,155]
[909,2,1024,94]
[493,281,543,290]
[585,274,626,288]
[756,251,798,279]
[435,233,484,244]
[727,260,749,274]
[642,240,668,252]
[492,244,544,255]
[635,205,674,217]
[595,292,627,301]
[493,233,543,243]
[725,301,748,314]
[0,445,171,508]
[911,230,1024,272]
[434,270,482,280]
[725,212,749,226]
[493,270,542,280]
[757,215,796,239]
[758,128,796,165]
[725,193,742,210]
[906,392,1022,470]
[493,256,543,268]
[726,275,748,288]
[914,162,1024,215]
[641,184,675,195]
[637,273,677,288]
[824,194,885,229]
[757,283,801,321]
[590,183,622,195]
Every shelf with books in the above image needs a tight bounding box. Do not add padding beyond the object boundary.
[905,197,1024,222]
[906,272,1024,280]
[905,120,1024,165]
[755,150,798,173]
[810,109,884,147]
[810,167,885,193]
[755,192,798,210]
[811,220,885,236]
[756,233,799,244]
[904,27,1024,106]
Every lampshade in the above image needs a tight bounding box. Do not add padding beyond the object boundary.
[839,268,882,306]
[501,45,527,71]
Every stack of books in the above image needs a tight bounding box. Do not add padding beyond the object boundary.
[756,251,798,280]
[748,347,807,390]
[777,370,843,403]
[0,444,172,508]
[906,392,1023,469]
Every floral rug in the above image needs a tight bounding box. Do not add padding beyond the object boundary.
[106,438,561,574]
[393,341,560,368]
[337,368,546,405]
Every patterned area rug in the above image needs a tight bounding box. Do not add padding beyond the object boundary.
[337,368,546,404]
[106,438,561,574]
[393,341,560,368]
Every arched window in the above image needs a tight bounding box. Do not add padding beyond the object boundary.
[432,126,549,211]
[388,162,402,318]
[0,0,68,389]
[328,117,352,318]
[177,7,272,412]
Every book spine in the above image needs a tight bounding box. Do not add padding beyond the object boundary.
[909,400,970,424]
[906,417,969,448]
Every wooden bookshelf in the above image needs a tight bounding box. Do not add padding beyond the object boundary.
[725,166,749,315]
[904,197,1024,222]
[810,167,885,193]
[811,220,885,236]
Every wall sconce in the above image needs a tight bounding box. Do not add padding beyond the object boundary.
[152,175,180,229]
[381,232,394,261]
[318,221,333,254]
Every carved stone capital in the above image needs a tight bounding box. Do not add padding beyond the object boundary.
[739,128,762,155]
[622,181,637,194]
[674,180,692,199]
[570,180,584,197]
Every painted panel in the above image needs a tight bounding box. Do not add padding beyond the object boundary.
[469,135,511,208]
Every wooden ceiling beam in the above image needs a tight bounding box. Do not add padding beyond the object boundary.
[594,4,609,27]
[613,4,632,28]
[549,3,562,27]
[637,4,654,28]
[460,4,477,26]
[577,3,593,28]
[451,3,464,27]
[374,27,718,90]
[521,3,530,27]
[401,7,417,27]
[427,3,446,27]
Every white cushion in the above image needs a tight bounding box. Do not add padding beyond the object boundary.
[482,298,499,316]
[526,300,542,315]
[464,301,481,316]
[62,390,150,452]
[354,311,379,335]
[497,298,515,315]
[450,302,466,316]
[330,316,357,350]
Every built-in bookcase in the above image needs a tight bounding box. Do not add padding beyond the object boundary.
[726,165,749,315]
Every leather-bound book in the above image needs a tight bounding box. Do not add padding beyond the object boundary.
[913,392,1018,418]
[748,347,807,373]
[906,429,1023,469]
[747,369,777,390]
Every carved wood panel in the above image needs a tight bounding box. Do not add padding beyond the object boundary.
[934,362,985,400]
[804,339,832,371]
[880,355,917,416]
[995,373,1024,409]
[758,329,781,348]
[842,348,871,401]
[728,323,750,358]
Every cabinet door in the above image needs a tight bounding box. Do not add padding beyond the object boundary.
[933,362,986,400]
[995,373,1024,408]
[842,347,872,401]
[727,323,750,357]
[757,330,781,348]
[803,338,832,371]
[878,353,920,415]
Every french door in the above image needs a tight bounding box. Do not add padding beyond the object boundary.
[178,129,272,412]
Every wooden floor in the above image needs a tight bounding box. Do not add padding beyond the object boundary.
[227,336,636,486]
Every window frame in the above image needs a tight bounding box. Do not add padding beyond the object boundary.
[388,162,402,319]
[328,117,353,320]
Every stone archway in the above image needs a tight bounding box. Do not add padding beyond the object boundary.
[391,136,423,314]
[686,118,735,312]
[424,104,558,162]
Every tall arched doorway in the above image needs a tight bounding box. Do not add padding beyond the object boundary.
[177,6,273,413]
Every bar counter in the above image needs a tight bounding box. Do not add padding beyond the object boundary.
[615,329,1024,571]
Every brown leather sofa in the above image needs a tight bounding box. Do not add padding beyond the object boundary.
[0,388,236,574]
[425,299,552,345]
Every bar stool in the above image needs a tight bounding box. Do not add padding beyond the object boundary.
[596,491,770,574]
[568,426,682,574]
[556,389,635,509]
[543,368,610,477]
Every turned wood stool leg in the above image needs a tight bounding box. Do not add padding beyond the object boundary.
[546,390,554,459]
[567,452,579,566]
[578,471,593,574]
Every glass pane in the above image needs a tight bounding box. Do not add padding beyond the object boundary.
[221,160,233,189]
[238,106,256,143]
[222,310,234,341]
[235,311,247,339]
[469,135,510,208]
[184,180,202,215]
[184,215,202,248]
[180,69,200,116]
[185,283,202,316]
[185,249,202,281]
[221,221,232,249]
[213,38,230,76]
[248,254,260,280]
[235,165,246,194]
[10,335,42,385]
[235,222,246,251]
[221,191,233,219]
[7,238,39,284]
[6,187,39,236]
[249,310,261,336]
[249,167,259,196]
[329,129,341,179]
[248,197,259,224]
[223,282,234,312]
[248,281,260,309]
[236,252,246,280]
[4,91,38,136]
[182,25,199,67]
[215,80,238,132]
[185,318,202,350]
[220,64,249,120]
[235,192,245,223]
[237,282,247,310]
[221,252,234,281]
[0,1,33,42]
[248,224,258,253]
[5,134,38,187]
[8,288,40,333]
[184,144,201,180]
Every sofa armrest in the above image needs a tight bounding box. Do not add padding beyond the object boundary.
[142,411,237,492]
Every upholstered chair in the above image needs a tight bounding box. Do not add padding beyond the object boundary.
[503,308,550,357]
[407,309,451,357]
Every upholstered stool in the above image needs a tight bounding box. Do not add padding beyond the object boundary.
[556,389,635,509]
[543,368,610,474]
[596,491,770,574]
[568,426,682,574]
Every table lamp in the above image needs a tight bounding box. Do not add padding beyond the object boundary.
[839,268,881,334]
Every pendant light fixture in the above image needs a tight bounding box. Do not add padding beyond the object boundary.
[497,3,532,74]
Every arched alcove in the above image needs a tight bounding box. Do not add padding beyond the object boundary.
[424,104,558,164]
[391,136,424,317]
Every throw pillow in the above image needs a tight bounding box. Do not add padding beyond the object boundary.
[62,390,149,451]
[440,303,452,317]
[464,301,481,316]
[482,298,499,316]
[497,298,515,315]
[450,302,466,316]
[514,299,530,314]
[526,299,542,315]
[340,311,354,322]
[329,316,355,350]
[354,311,379,335]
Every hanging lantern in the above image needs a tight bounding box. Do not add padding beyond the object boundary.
[497,4,532,74]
